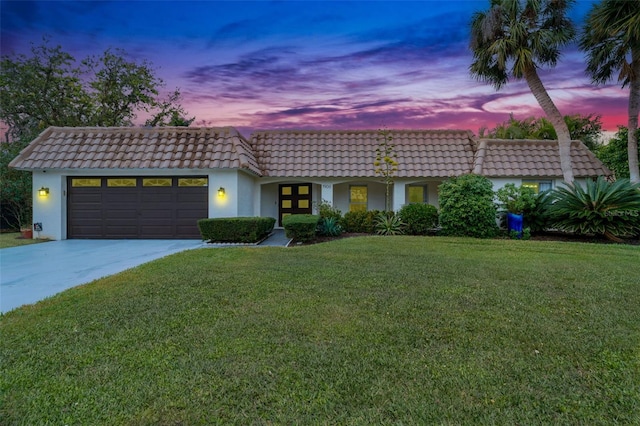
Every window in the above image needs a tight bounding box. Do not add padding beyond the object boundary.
[407,185,428,204]
[349,186,368,212]
[107,178,136,187]
[522,180,553,194]
[143,178,172,187]
[178,178,208,187]
[71,178,101,187]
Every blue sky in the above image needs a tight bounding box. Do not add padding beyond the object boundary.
[0,0,627,135]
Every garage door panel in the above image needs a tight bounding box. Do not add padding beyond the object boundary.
[177,191,206,202]
[141,192,173,203]
[104,192,138,203]
[104,209,137,219]
[68,176,208,239]
[72,192,102,203]
[140,209,173,219]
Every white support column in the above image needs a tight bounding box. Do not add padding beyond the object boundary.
[393,181,406,212]
[321,183,334,206]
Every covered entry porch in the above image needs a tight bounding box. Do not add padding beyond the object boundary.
[257,179,442,225]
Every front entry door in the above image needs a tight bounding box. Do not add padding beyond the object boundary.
[279,183,312,226]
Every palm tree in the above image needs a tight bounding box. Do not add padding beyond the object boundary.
[470,0,576,183]
[579,0,640,183]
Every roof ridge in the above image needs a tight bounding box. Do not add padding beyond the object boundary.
[252,128,473,135]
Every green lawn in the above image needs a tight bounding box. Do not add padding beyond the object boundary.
[1,237,639,424]
[0,232,49,249]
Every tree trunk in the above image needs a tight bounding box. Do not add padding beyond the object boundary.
[628,48,640,183]
[524,67,574,183]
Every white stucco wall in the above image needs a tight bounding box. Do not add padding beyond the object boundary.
[32,171,66,240]
[237,172,257,217]
[208,170,258,218]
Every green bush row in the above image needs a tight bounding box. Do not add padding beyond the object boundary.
[197,217,275,243]
[282,214,320,242]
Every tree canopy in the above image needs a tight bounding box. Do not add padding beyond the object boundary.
[0,41,193,142]
[597,126,640,179]
[480,113,603,152]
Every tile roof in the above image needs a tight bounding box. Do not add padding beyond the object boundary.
[10,127,612,180]
[250,129,476,178]
[9,126,261,175]
[475,139,612,178]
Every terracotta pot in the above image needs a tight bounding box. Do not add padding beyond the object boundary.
[20,228,33,239]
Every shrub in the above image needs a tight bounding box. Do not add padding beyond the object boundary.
[495,183,537,214]
[282,214,320,242]
[342,210,380,233]
[523,190,553,233]
[373,212,405,236]
[546,177,640,242]
[197,217,275,243]
[438,174,498,238]
[315,200,342,222]
[398,203,438,235]
[318,217,343,237]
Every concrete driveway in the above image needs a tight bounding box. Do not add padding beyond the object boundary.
[0,240,203,314]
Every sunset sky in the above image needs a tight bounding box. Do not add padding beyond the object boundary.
[0,0,629,137]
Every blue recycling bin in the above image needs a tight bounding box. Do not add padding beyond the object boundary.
[507,212,524,238]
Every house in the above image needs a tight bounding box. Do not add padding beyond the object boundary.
[9,126,611,240]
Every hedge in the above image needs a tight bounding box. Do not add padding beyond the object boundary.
[197,217,275,243]
[282,214,320,242]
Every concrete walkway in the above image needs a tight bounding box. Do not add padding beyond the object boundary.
[0,230,291,314]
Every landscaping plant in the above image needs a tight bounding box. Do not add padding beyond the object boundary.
[341,210,380,233]
[398,203,438,235]
[546,176,640,242]
[373,211,405,236]
[317,217,343,237]
[495,184,537,214]
[522,190,553,233]
[438,174,498,238]
[373,129,399,212]
[282,214,320,242]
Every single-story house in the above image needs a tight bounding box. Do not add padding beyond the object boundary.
[9,126,611,240]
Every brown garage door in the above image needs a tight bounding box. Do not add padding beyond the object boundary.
[68,177,208,239]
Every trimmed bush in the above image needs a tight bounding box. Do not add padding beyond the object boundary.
[282,214,320,242]
[198,217,275,243]
[438,174,498,238]
[546,177,640,242]
[342,210,380,233]
[399,203,438,235]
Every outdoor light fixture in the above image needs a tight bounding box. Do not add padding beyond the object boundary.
[217,187,226,197]
[38,187,50,197]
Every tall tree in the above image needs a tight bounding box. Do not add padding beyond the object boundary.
[0,41,192,141]
[470,0,576,182]
[579,0,640,183]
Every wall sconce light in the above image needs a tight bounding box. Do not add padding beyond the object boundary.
[38,187,50,197]
[217,187,226,197]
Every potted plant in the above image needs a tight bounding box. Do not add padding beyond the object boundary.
[496,184,536,238]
